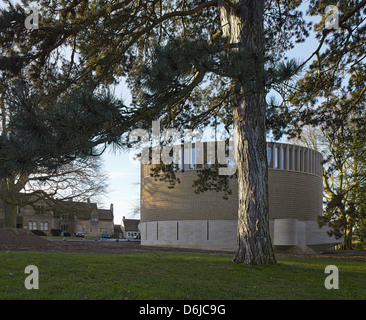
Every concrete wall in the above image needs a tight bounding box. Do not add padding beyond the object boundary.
[140,219,339,252]
[140,220,238,251]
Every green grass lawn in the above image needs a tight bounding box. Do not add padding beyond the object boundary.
[0,250,365,300]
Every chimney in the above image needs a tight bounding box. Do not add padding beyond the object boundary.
[87,198,90,203]
[110,203,113,213]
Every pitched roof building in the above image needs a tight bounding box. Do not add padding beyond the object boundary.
[1,195,114,238]
[121,216,140,239]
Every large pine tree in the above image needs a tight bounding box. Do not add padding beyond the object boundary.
[1,0,364,263]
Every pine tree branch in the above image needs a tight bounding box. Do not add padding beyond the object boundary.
[339,0,366,25]
[301,0,366,70]
[220,0,240,13]
[120,1,218,54]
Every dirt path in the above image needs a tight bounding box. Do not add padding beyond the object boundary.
[1,228,365,259]
[0,228,226,255]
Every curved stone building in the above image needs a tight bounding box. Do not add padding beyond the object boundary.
[140,142,341,252]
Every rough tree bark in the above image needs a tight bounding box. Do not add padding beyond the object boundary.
[3,201,17,228]
[1,180,23,228]
[219,0,276,265]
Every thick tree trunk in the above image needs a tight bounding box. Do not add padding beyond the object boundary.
[1,193,17,228]
[4,202,17,228]
[232,93,276,265]
[1,180,21,228]
[220,0,276,265]
[344,227,353,250]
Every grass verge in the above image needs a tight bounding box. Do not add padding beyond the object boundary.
[0,250,365,300]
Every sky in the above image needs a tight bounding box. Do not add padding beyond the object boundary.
[100,148,141,224]
[97,80,141,224]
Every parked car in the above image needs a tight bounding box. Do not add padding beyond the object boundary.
[102,232,110,239]
[75,231,85,238]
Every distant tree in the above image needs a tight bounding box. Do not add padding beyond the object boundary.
[285,0,366,249]
[292,116,366,250]
[0,79,126,227]
[287,0,366,138]
[0,157,108,228]
[319,116,366,250]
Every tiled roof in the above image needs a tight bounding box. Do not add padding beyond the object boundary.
[55,201,98,219]
[123,219,140,231]
[97,209,113,220]
[8,193,114,221]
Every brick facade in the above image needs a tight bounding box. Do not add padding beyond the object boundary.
[140,142,342,252]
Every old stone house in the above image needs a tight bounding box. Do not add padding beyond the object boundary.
[1,195,114,238]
